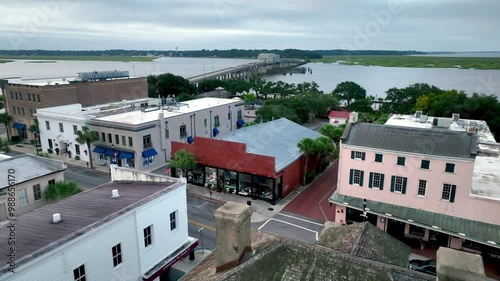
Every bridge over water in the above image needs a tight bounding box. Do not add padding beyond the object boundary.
[188,55,307,85]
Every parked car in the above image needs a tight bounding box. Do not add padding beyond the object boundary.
[409,259,437,276]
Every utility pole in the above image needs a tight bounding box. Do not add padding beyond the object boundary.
[198,227,205,254]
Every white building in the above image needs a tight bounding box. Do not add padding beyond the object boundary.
[88,97,246,171]
[0,167,197,281]
[35,98,160,163]
[328,110,351,126]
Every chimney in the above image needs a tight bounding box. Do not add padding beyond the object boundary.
[436,247,488,281]
[111,189,120,198]
[348,112,358,123]
[214,201,252,273]
[52,213,62,223]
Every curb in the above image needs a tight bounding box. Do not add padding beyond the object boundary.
[63,162,111,175]
[187,191,226,205]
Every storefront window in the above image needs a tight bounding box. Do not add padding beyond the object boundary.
[409,225,425,237]
[224,170,237,192]
[98,153,105,161]
[238,173,252,196]
[191,165,204,185]
[143,156,154,167]
[123,158,135,168]
[256,176,274,200]
[205,167,217,188]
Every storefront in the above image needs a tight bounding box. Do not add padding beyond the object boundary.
[176,165,282,204]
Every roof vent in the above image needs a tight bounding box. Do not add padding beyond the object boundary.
[452,113,460,122]
[52,213,62,223]
[414,111,422,118]
[112,189,120,198]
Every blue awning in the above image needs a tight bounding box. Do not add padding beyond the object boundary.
[237,119,245,127]
[92,146,106,154]
[12,123,26,130]
[105,149,120,157]
[187,136,194,144]
[213,127,219,137]
[142,148,158,158]
[119,151,134,159]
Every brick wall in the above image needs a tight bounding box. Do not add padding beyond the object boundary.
[172,137,276,178]
[280,156,304,197]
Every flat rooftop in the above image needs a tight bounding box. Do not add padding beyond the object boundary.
[386,114,500,200]
[0,180,181,274]
[94,97,242,125]
[6,77,77,86]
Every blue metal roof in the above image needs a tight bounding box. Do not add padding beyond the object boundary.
[119,152,134,159]
[187,136,194,144]
[105,149,120,157]
[92,146,106,154]
[12,122,26,130]
[218,118,322,172]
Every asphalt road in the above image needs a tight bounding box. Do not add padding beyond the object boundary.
[187,195,222,251]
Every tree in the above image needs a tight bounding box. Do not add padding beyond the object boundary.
[248,75,266,99]
[243,93,257,107]
[348,98,373,113]
[320,124,345,144]
[384,83,443,114]
[224,79,251,94]
[147,73,196,98]
[28,122,40,155]
[170,149,196,178]
[332,81,366,106]
[75,126,99,170]
[197,79,226,93]
[0,138,10,153]
[315,136,334,171]
[298,138,317,185]
[44,181,83,201]
[0,113,12,141]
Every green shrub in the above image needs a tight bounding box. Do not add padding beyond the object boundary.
[44,182,83,201]
[10,136,20,142]
[38,152,50,158]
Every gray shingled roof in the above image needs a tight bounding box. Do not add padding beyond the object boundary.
[0,154,66,189]
[218,118,323,171]
[343,123,477,159]
[0,181,181,275]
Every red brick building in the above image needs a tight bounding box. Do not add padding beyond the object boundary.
[171,118,322,204]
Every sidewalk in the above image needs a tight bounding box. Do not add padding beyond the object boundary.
[7,143,110,174]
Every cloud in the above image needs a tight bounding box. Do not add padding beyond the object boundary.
[0,0,498,51]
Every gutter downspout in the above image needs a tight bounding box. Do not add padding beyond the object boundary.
[210,110,212,138]
[229,106,232,131]
[193,113,196,137]
[159,111,167,162]
[190,115,193,138]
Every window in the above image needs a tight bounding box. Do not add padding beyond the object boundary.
[143,134,152,149]
[19,93,23,101]
[112,243,123,267]
[11,106,16,116]
[14,92,18,100]
[417,180,427,196]
[48,139,53,149]
[73,125,78,134]
[180,125,187,137]
[128,136,133,147]
[409,225,425,237]
[237,109,242,120]
[36,94,41,102]
[33,184,42,201]
[59,123,64,133]
[121,136,126,145]
[170,211,177,231]
[375,153,383,163]
[48,179,55,185]
[28,93,31,102]
[369,172,384,189]
[21,107,25,116]
[45,121,50,130]
[10,92,13,99]
[73,264,86,281]
[397,156,406,166]
[143,156,154,167]
[421,160,430,169]
[19,189,29,208]
[228,112,231,120]
[108,133,112,143]
[101,132,106,142]
[143,225,153,247]
[165,128,170,139]
[75,144,80,155]
[390,176,407,194]
[441,184,456,202]
[115,134,119,144]
[349,169,364,186]
[204,118,207,128]
[445,163,455,173]
[214,116,220,128]
[351,151,366,160]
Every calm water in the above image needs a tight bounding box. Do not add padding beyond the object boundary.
[0,58,499,98]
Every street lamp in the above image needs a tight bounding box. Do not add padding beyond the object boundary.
[362,198,368,222]
[198,227,205,254]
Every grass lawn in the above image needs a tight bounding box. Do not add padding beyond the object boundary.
[312,55,500,70]
[0,55,156,62]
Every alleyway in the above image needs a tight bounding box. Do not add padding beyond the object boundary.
[283,161,338,222]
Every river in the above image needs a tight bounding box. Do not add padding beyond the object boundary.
[0,58,498,98]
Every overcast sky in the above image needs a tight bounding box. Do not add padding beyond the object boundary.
[0,0,498,51]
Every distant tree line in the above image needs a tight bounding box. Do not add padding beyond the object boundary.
[0,49,427,60]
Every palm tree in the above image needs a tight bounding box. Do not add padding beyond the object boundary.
[0,113,12,141]
[316,136,334,171]
[298,138,317,185]
[170,149,196,178]
[75,126,99,170]
[320,124,346,144]
[29,124,39,155]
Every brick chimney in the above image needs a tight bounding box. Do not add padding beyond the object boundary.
[436,247,490,281]
[214,201,252,273]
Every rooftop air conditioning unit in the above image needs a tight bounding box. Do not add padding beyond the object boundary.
[468,126,477,134]
[437,118,452,128]
[452,113,460,122]
[419,115,428,123]
[415,111,422,118]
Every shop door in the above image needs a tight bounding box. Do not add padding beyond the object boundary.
[387,219,406,239]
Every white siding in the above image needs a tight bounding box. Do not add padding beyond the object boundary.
[135,185,188,273]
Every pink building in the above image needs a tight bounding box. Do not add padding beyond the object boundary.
[330,112,500,257]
